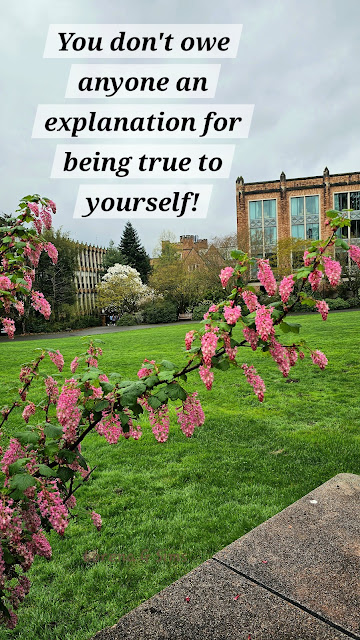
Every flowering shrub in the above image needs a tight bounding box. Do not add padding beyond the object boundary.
[96,263,156,315]
[0,199,358,627]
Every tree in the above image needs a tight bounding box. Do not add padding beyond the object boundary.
[32,228,77,322]
[96,263,155,314]
[118,222,151,283]
[102,239,126,271]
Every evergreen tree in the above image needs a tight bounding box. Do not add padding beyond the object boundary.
[118,222,151,283]
[103,240,126,271]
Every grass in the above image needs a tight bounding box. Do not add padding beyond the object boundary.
[0,311,359,639]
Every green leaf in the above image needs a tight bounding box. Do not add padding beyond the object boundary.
[155,388,168,403]
[279,321,301,334]
[335,238,349,250]
[211,356,230,371]
[158,371,175,382]
[145,375,158,389]
[160,360,177,371]
[57,467,75,483]
[147,395,162,410]
[121,382,146,408]
[8,458,30,476]
[9,473,36,494]
[38,464,56,478]
[57,449,77,463]
[44,424,63,439]
[94,400,109,412]
[165,383,187,401]
[13,431,40,446]
[231,249,245,260]
[99,382,114,394]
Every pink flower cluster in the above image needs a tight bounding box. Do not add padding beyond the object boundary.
[303,250,315,267]
[257,259,277,296]
[201,331,218,366]
[22,403,36,423]
[37,481,69,535]
[147,403,170,442]
[70,357,79,373]
[219,266,234,288]
[0,276,12,291]
[242,326,259,351]
[316,300,329,321]
[185,330,196,350]
[199,365,214,391]
[349,244,360,268]
[56,379,81,444]
[255,305,274,341]
[308,269,322,291]
[279,274,295,304]
[31,291,51,320]
[95,412,123,444]
[242,290,258,312]
[241,364,266,402]
[322,256,342,287]
[1,318,15,339]
[223,304,241,325]
[49,350,64,372]
[311,350,328,370]
[223,333,237,361]
[45,377,59,404]
[176,392,205,437]
[44,242,58,265]
[91,511,102,531]
[269,340,290,378]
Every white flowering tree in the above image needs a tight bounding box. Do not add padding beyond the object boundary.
[96,263,156,315]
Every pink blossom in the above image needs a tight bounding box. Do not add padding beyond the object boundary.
[308,269,322,291]
[287,347,298,367]
[303,250,315,267]
[86,357,98,368]
[33,217,42,234]
[67,495,77,509]
[137,366,153,379]
[242,364,266,402]
[31,532,52,559]
[269,340,290,377]
[243,326,259,351]
[56,379,81,443]
[48,200,56,213]
[322,256,342,287]
[49,350,64,372]
[44,376,59,404]
[242,290,258,312]
[279,274,295,304]
[223,304,241,325]
[14,300,24,315]
[37,481,69,535]
[316,300,329,321]
[176,392,205,437]
[255,305,274,341]
[0,276,12,290]
[22,402,36,423]
[219,266,234,288]
[349,244,360,268]
[23,273,33,291]
[44,242,58,265]
[257,259,277,296]
[1,439,25,475]
[311,350,328,370]
[99,374,109,383]
[185,330,196,350]
[201,331,218,367]
[199,366,214,391]
[31,291,51,320]
[1,318,15,339]
[70,357,79,373]
[222,333,238,360]
[40,206,52,230]
[27,202,39,216]
[91,511,102,531]
[95,412,123,444]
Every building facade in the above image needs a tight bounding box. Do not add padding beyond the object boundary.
[75,243,107,314]
[236,168,360,273]
[157,235,235,271]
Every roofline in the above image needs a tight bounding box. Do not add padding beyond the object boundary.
[238,170,360,186]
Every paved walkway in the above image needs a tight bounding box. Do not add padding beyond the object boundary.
[92,473,360,640]
[0,321,194,342]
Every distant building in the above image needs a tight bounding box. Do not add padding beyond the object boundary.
[75,243,107,314]
[236,168,360,273]
[157,234,235,271]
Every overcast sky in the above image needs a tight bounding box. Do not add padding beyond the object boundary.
[1,0,360,255]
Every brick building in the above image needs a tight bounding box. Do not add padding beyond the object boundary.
[236,168,360,274]
[157,235,233,271]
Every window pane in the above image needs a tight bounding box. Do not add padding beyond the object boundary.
[291,224,305,239]
[249,201,262,220]
[264,226,276,247]
[350,192,360,211]
[350,219,360,238]
[263,199,276,218]
[306,224,319,240]
[305,195,319,215]
[291,197,304,217]
[334,193,347,211]
[250,228,263,252]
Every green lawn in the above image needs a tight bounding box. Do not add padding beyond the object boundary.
[0,311,359,640]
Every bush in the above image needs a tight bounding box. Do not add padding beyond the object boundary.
[347,297,360,308]
[143,301,177,324]
[116,313,137,326]
[324,297,351,310]
[192,300,214,321]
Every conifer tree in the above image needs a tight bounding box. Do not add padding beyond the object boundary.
[118,222,151,283]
